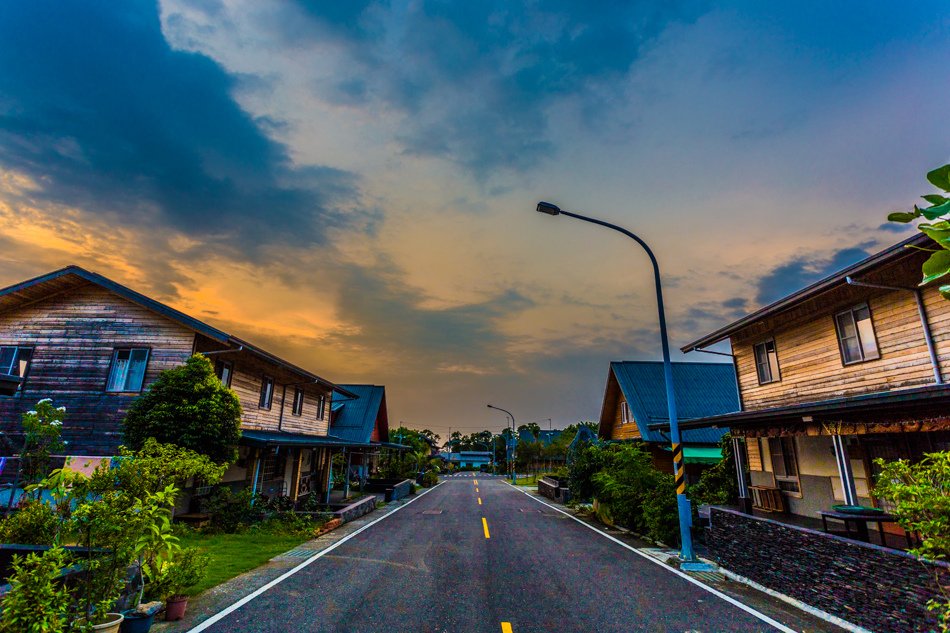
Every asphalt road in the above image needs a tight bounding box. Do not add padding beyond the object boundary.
[191,475,789,633]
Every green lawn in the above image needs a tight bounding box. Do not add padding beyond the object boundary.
[176,531,310,595]
[512,473,543,486]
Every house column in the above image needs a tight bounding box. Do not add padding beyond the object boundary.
[832,434,858,507]
[290,449,303,503]
[731,436,752,514]
[342,449,352,499]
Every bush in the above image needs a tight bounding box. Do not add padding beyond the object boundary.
[0,501,59,545]
[198,487,261,533]
[161,547,209,598]
[688,433,739,507]
[0,546,69,633]
[123,354,242,464]
[568,443,607,501]
[421,470,438,487]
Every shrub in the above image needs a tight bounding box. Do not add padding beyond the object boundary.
[123,354,242,464]
[0,501,58,545]
[568,443,607,501]
[421,470,438,487]
[161,547,209,598]
[19,399,66,490]
[0,546,70,633]
[688,433,739,507]
[198,487,260,533]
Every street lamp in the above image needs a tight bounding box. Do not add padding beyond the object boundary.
[535,200,700,565]
[487,404,517,482]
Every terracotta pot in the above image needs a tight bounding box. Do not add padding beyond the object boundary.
[76,613,125,633]
[164,595,189,621]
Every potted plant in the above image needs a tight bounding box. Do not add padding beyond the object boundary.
[161,547,209,621]
[119,601,162,633]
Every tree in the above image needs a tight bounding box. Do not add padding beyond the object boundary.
[123,354,242,464]
[888,164,950,298]
[517,422,541,437]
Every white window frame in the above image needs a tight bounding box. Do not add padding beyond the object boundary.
[214,359,233,388]
[105,348,150,393]
[753,339,781,385]
[620,401,630,424]
[316,394,326,420]
[292,387,304,416]
[259,375,274,410]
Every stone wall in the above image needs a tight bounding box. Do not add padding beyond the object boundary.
[708,507,947,632]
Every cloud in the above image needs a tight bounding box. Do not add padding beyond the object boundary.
[755,242,876,306]
[0,0,361,255]
[283,0,708,181]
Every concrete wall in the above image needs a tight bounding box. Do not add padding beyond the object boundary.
[708,507,946,632]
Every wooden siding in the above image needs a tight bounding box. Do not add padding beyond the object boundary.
[734,281,950,411]
[194,337,333,437]
[0,284,196,454]
[609,397,642,440]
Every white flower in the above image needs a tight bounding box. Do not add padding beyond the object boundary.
[56,406,66,412]
[37,398,52,404]
[63,441,69,445]
[26,410,36,416]
[50,420,62,427]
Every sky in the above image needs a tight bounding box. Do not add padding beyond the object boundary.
[0,1,948,441]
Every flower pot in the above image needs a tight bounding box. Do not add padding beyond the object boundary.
[164,595,189,621]
[76,613,125,633]
[120,612,155,633]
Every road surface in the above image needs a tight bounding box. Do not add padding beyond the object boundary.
[191,474,795,633]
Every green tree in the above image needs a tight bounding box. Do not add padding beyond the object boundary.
[888,164,950,298]
[123,354,242,464]
[19,399,66,489]
[873,451,950,630]
[517,422,541,437]
[688,433,739,507]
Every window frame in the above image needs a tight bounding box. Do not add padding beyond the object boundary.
[105,347,150,393]
[753,338,781,385]
[292,387,304,416]
[620,401,629,424]
[767,436,801,495]
[214,359,234,388]
[316,394,326,420]
[834,303,881,366]
[0,346,34,394]
[259,375,275,410]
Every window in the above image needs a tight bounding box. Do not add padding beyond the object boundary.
[259,375,274,409]
[316,394,326,420]
[0,346,33,391]
[106,348,149,392]
[214,360,233,388]
[292,387,304,416]
[835,303,880,365]
[753,339,781,384]
[620,401,630,424]
[768,437,800,493]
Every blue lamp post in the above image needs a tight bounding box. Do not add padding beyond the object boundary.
[535,201,699,564]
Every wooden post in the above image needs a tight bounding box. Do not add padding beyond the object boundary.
[832,435,859,506]
[290,449,303,503]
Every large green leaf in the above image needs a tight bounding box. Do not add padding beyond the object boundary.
[920,226,950,246]
[921,200,950,221]
[926,164,950,192]
[888,211,918,223]
[921,249,950,285]
[923,194,949,206]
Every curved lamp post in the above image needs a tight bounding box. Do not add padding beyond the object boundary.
[487,404,517,482]
[535,200,698,564]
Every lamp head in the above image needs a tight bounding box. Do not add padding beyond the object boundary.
[536,201,561,216]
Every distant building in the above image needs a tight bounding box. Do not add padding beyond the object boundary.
[440,450,492,469]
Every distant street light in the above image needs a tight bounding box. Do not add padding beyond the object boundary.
[487,404,517,482]
[535,200,699,565]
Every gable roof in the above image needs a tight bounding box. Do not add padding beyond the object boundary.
[329,384,388,443]
[681,233,928,351]
[0,265,356,398]
[537,429,562,446]
[600,361,739,444]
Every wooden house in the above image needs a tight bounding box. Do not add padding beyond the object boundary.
[597,361,740,479]
[675,233,950,529]
[328,384,391,481]
[0,265,368,504]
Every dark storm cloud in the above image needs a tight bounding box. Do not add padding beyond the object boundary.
[291,0,708,181]
[0,0,359,254]
[754,243,875,306]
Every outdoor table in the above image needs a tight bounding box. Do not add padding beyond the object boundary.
[817,509,914,548]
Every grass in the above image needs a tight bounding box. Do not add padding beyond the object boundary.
[176,531,311,595]
[512,473,543,486]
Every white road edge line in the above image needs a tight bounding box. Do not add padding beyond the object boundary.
[186,482,443,633]
[506,483,797,633]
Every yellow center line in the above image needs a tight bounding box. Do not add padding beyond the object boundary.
[475,487,479,493]
[477,497,482,505]
[474,479,478,485]
[501,623,513,633]
[482,517,491,539]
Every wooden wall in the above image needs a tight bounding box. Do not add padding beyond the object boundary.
[600,373,642,440]
[0,284,196,454]
[194,336,332,437]
[733,280,950,411]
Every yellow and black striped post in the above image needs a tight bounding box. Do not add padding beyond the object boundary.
[672,443,686,494]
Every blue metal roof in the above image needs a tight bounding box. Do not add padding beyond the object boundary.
[610,361,739,444]
[537,430,562,446]
[329,385,386,443]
